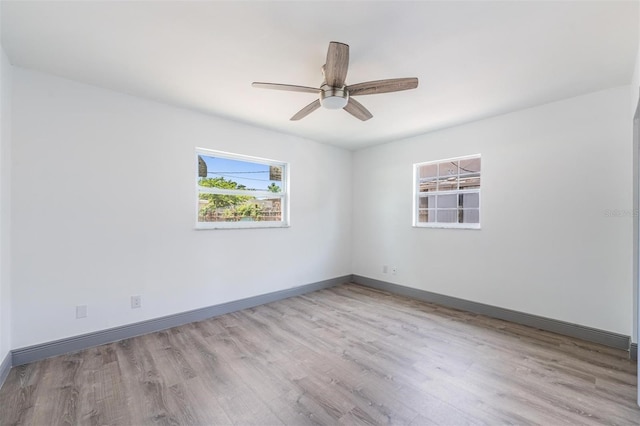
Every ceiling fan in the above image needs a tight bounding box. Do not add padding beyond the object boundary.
[252,41,419,121]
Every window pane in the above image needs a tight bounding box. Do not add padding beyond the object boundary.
[419,178,438,192]
[437,177,458,191]
[459,157,480,174]
[460,208,480,223]
[459,174,480,189]
[439,161,459,177]
[437,194,457,208]
[199,194,282,223]
[198,155,283,192]
[459,192,479,208]
[418,209,436,223]
[437,209,458,223]
[418,163,438,179]
[419,195,435,208]
[269,166,282,182]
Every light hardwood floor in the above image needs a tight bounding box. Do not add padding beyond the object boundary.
[0,283,638,425]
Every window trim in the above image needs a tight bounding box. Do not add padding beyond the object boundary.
[195,148,290,230]
[413,154,481,230]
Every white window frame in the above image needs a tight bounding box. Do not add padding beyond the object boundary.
[413,154,481,230]
[195,148,290,230]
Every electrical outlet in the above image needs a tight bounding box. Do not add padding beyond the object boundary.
[391,267,398,275]
[131,295,142,309]
[76,305,87,319]
[383,265,388,274]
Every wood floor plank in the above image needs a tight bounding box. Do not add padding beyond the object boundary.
[176,377,234,425]
[1,283,638,425]
[90,356,132,425]
[0,362,45,425]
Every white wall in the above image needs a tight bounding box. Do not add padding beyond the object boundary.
[632,5,640,115]
[631,5,640,407]
[353,86,633,336]
[633,40,639,346]
[10,68,352,349]
[0,48,11,362]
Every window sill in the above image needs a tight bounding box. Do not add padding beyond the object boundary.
[413,223,481,230]
[195,222,290,230]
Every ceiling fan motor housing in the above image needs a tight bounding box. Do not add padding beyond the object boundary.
[320,84,349,109]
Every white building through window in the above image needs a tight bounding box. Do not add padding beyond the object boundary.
[196,148,289,229]
[414,155,481,229]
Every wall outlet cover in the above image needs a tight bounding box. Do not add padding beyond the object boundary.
[131,295,141,309]
[76,305,87,319]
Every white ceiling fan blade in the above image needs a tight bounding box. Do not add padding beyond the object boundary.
[348,78,419,96]
[343,98,373,121]
[291,99,321,121]
[324,42,349,87]
[252,82,320,94]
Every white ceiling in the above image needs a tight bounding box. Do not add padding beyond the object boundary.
[2,1,638,150]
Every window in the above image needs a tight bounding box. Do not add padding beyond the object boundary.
[196,148,289,229]
[413,154,481,229]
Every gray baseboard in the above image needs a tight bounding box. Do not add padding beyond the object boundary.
[631,343,638,361]
[12,275,350,366]
[352,275,631,351]
[0,351,11,389]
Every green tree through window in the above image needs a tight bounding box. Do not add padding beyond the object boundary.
[196,149,288,228]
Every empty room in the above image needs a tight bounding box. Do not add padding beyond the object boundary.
[1,0,640,424]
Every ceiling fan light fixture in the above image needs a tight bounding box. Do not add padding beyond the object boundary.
[320,85,348,109]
